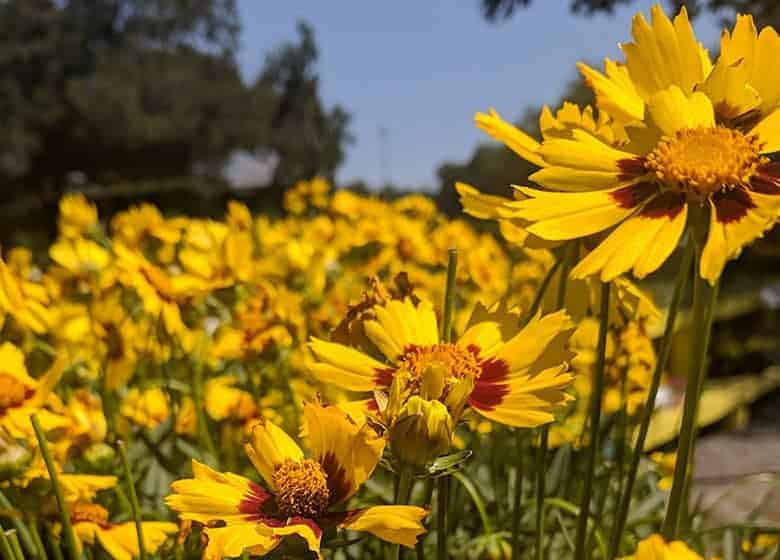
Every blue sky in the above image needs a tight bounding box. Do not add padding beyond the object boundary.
[236,1,724,190]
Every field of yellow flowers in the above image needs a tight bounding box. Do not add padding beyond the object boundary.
[2,4,780,560]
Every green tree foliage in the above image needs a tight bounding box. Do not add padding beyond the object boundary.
[481,0,780,28]
[0,1,350,204]
[257,22,352,195]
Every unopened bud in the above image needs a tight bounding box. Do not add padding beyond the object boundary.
[444,374,474,422]
[390,396,453,466]
[0,437,31,481]
[83,443,116,472]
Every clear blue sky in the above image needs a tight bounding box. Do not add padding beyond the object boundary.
[236,1,724,190]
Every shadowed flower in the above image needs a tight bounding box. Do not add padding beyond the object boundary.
[165,402,427,559]
[623,534,702,560]
[70,501,177,560]
[309,297,575,429]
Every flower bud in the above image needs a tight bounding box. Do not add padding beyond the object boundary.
[83,442,116,472]
[390,396,453,466]
[0,437,31,481]
[483,538,512,560]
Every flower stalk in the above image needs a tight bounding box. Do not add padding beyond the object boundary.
[30,414,80,560]
[662,239,720,539]
[118,440,147,560]
[573,281,611,560]
[608,240,694,558]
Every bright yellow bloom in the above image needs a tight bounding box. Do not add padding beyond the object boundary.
[120,387,170,430]
[309,297,575,429]
[71,501,177,560]
[650,451,677,491]
[0,259,51,334]
[466,7,780,284]
[58,193,98,239]
[204,376,257,423]
[623,534,702,560]
[0,344,67,439]
[166,402,427,559]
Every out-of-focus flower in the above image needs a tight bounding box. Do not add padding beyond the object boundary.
[58,193,98,239]
[623,534,702,560]
[120,387,170,430]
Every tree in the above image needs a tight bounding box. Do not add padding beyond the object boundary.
[481,0,780,28]
[0,2,351,207]
[255,22,352,193]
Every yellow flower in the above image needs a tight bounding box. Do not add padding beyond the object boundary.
[166,402,427,559]
[309,297,575,429]
[110,203,180,248]
[0,344,68,439]
[58,193,98,239]
[71,501,177,560]
[120,387,170,430]
[49,238,111,279]
[204,376,257,423]
[650,451,677,491]
[623,534,702,560]
[0,258,51,334]
[466,7,780,284]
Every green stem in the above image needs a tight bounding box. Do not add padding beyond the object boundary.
[45,526,64,560]
[0,529,14,560]
[662,250,719,539]
[452,471,494,534]
[7,531,24,560]
[436,477,449,560]
[28,520,47,560]
[511,431,525,559]
[521,257,563,326]
[191,336,218,466]
[573,282,611,560]
[117,441,146,560]
[0,489,37,557]
[535,426,549,560]
[608,241,694,558]
[391,468,415,560]
[535,241,576,560]
[30,415,80,560]
[441,248,458,343]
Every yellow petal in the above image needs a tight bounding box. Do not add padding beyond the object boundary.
[364,299,438,361]
[166,460,270,525]
[700,188,780,284]
[303,401,384,504]
[494,310,574,373]
[537,130,638,173]
[307,338,387,391]
[750,109,780,154]
[264,520,323,560]
[455,182,515,219]
[245,420,304,489]
[203,523,279,560]
[578,60,645,123]
[475,108,545,167]
[571,193,688,281]
[514,183,656,241]
[647,87,715,135]
[339,506,428,549]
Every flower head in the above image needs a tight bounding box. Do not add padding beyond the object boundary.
[463,6,780,284]
[309,297,576,441]
[166,402,427,559]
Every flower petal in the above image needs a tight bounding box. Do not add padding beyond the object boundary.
[571,193,688,281]
[700,187,780,283]
[514,183,657,241]
[303,401,384,505]
[493,310,575,373]
[166,460,272,525]
[338,506,428,549]
[647,86,715,135]
[750,108,780,154]
[364,299,438,361]
[263,518,323,560]
[578,59,645,123]
[308,338,388,391]
[470,364,574,428]
[245,420,304,490]
[475,108,545,167]
[203,523,280,560]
